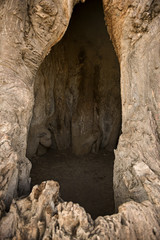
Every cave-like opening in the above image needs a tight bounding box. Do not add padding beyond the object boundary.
[27,0,121,219]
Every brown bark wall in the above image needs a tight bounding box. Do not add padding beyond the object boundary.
[27,0,121,157]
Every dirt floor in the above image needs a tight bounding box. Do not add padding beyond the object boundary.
[30,149,115,219]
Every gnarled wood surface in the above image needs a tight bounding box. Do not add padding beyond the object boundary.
[0,0,160,239]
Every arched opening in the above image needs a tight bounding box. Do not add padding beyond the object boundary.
[27,0,121,219]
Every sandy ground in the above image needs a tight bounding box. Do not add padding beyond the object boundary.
[31,149,115,219]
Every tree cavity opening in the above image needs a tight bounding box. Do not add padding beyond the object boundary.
[27,0,121,219]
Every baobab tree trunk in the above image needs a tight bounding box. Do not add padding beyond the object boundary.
[0,0,160,239]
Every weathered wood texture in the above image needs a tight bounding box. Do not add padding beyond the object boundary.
[0,0,160,239]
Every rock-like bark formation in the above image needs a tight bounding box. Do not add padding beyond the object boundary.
[0,0,160,239]
[1,180,160,239]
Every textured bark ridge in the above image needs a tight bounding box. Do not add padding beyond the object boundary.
[0,0,160,239]
[0,0,77,209]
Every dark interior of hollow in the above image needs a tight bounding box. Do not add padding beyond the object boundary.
[27,0,121,219]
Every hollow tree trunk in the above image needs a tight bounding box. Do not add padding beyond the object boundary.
[0,0,160,239]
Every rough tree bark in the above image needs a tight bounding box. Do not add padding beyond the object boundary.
[0,0,77,208]
[0,0,160,239]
